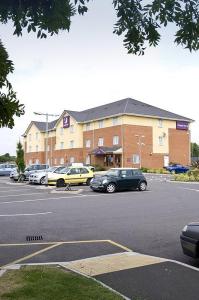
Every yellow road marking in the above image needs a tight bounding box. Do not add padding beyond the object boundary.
[108,240,132,252]
[1,242,63,269]
[64,252,166,276]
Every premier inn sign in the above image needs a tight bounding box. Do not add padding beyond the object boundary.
[176,121,189,130]
[63,116,70,128]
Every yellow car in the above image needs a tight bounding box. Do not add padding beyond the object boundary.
[48,166,94,186]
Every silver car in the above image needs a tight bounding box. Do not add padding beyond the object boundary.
[0,164,16,176]
[29,166,65,185]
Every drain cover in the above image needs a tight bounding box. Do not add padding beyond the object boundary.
[26,235,43,241]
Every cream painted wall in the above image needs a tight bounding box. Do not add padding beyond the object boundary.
[26,123,45,152]
[83,116,122,131]
[56,113,83,149]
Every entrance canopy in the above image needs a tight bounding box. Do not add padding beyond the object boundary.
[91,146,122,156]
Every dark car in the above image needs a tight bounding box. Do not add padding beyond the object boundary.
[180,223,199,258]
[165,164,189,174]
[90,168,147,193]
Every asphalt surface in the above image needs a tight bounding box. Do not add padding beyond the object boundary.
[0,175,199,268]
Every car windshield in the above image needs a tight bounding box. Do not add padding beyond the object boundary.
[106,169,120,177]
[54,167,69,174]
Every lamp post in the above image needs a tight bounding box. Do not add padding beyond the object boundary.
[34,112,59,185]
[135,135,145,169]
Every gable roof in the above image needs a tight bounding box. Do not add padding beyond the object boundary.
[65,98,193,123]
[23,119,58,136]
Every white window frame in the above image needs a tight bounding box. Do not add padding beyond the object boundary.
[70,140,74,148]
[60,127,64,135]
[47,145,50,151]
[112,117,119,126]
[113,135,119,145]
[35,132,39,140]
[85,139,91,148]
[98,120,104,129]
[60,142,64,149]
[54,158,57,165]
[70,124,74,133]
[132,154,140,164]
[60,157,64,165]
[86,123,91,131]
[86,155,90,165]
[70,157,75,163]
[29,146,32,152]
[29,134,31,141]
[158,136,164,146]
[36,145,39,152]
[35,159,39,164]
[98,137,104,147]
[158,119,163,128]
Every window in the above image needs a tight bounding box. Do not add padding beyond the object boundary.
[86,155,90,165]
[113,136,119,145]
[29,134,31,141]
[36,145,39,152]
[47,145,50,151]
[70,125,74,133]
[29,159,32,165]
[29,146,32,152]
[86,123,91,131]
[81,168,89,174]
[60,127,64,135]
[69,168,80,175]
[112,117,119,126]
[98,137,104,146]
[86,139,91,148]
[158,136,164,146]
[132,154,140,164]
[120,170,132,177]
[132,169,142,175]
[35,132,39,140]
[60,158,64,165]
[54,158,57,165]
[98,120,104,128]
[60,142,64,149]
[158,119,163,128]
[70,157,75,163]
[70,140,74,148]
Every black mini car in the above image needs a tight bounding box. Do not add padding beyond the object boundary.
[180,222,199,258]
[90,168,147,193]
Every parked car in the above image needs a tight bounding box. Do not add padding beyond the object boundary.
[12,164,49,181]
[0,163,16,176]
[48,166,94,186]
[90,168,147,193]
[165,164,190,174]
[29,166,65,185]
[180,222,199,258]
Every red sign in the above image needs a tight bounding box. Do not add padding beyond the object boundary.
[63,116,70,128]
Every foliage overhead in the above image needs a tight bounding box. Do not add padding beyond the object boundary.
[191,142,199,157]
[0,0,198,128]
[0,152,16,163]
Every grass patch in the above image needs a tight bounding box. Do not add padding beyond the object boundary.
[0,266,123,300]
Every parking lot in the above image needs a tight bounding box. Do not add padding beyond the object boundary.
[0,174,199,268]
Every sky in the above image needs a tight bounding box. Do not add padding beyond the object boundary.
[0,0,199,155]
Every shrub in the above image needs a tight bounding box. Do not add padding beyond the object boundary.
[141,167,148,172]
[93,165,106,171]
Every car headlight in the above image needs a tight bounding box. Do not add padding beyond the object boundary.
[182,225,188,232]
[90,178,94,183]
[102,179,108,184]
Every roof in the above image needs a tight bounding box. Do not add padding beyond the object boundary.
[65,98,193,123]
[33,119,58,132]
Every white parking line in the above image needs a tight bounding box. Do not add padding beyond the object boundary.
[0,212,52,217]
[182,188,199,192]
[0,189,35,193]
[0,192,48,198]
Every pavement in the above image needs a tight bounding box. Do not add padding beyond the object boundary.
[1,175,199,299]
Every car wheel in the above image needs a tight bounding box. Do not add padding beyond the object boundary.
[138,182,147,191]
[86,178,92,186]
[106,183,116,193]
[40,176,46,185]
[56,178,66,188]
